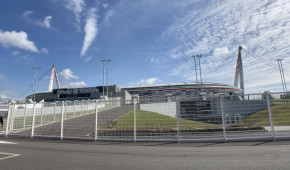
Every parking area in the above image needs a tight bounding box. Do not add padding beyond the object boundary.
[1,137,290,170]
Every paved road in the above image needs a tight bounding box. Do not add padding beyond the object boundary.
[13,104,133,138]
[0,138,290,170]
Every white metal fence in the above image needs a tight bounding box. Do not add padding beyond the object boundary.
[1,93,290,142]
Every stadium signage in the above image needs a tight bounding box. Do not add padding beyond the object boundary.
[53,87,99,95]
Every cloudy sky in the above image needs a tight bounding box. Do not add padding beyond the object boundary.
[0,0,289,100]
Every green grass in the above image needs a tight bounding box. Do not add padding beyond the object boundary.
[273,99,290,103]
[243,104,290,127]
[101,109,221,131]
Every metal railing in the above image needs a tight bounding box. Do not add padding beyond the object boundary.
[1,93,290,142]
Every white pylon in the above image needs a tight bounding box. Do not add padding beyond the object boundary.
[234,46,244,95]
[48,65,61,91]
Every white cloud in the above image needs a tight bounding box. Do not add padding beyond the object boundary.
[150,57,159,64]
[64,0,85,28]
[11,51,20,56]
[63,81,86,88]
[0,74,5,80]
[42,16,53,29]
[102,3,109,9]
[0,94,8,100]
[213,47,230,58]
[159,0,290,93]
[23,11,53,29]
[60,69,79,80]
[84,56,93,62]
[0,30,39,52]
[136,77,160,85]
[80,8,98,57]
[103,9,114,25]
[16,55,34,64]
[42,48,48,54]
[23,10,34,17]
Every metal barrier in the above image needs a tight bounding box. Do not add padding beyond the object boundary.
[1,93,290,142]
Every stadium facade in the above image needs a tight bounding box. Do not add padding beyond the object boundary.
[26,82,242,102]
[121,82,242,101]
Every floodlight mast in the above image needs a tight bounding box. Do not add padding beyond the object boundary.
[276,59,287,93]
[32,67,40,102]
[101,59,111,98]
[101,60,105,96]
[107,59,111,97]
[191,55,202,84]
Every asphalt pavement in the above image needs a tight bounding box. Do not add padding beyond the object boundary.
[14,104,133,138]
[1,137,290,170]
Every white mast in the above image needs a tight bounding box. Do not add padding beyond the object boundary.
[48,65,61,91]
[234,46,244,95]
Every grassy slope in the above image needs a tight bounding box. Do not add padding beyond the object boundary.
[103,109,221,130]
[243,104,290,127]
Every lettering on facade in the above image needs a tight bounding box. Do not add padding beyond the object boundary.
[53,87,99,95]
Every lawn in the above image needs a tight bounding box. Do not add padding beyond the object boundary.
[273,99,290,103]
[101,109,221,131]
[243,104,290,127]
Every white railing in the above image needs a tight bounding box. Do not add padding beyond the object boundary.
[1,93,290,142]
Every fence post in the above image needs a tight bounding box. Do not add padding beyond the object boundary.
[53,103,56,122]
[5,103,12,137]
[64,101,67,119]
[40,102,44,125]
[23,103,27,129]
[10,104,15,132]
[81,100,83,116]
[133,99,136,143]
[31,103,36,138]
[87,100,89,114]
[73,100,76,117]
[266,92,275,141]
[176,116,180,143]
[94,100,99,141]
[220,96,227,142]
[60,101,64,140]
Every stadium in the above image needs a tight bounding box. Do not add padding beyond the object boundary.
[26,82,242,102]
[4,46,284,143]
[26,47,245,103]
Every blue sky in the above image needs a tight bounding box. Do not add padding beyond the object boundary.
[0,0,290,100]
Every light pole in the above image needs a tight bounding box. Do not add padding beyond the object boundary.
[101,59,111,98]
[107,59,111,97]
[32,67,40,102]
[191,55,202,84]
[101,60,105,96]
[276,59,287,93]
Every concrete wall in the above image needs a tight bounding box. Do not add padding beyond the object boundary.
[11,97,122,118]
[140,102,177,118]
[211,100,269,116]
[140,100,269,119]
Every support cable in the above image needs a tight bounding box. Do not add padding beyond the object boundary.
[203,49,239,82]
